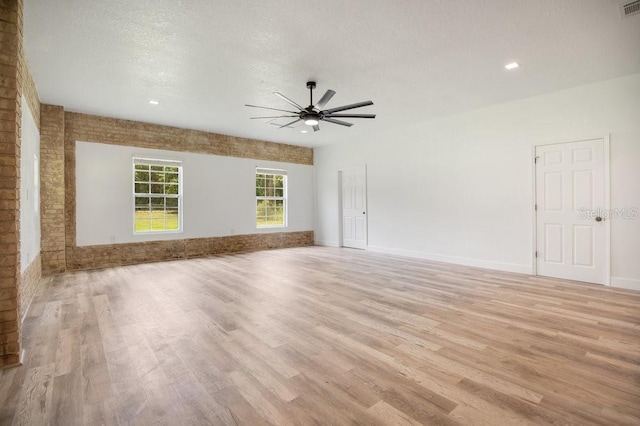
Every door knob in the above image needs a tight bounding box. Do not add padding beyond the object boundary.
[595,216,603,222]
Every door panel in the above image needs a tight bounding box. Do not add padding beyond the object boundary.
[535,139,606,284]
[544,224,564,263]
[573,170,593,210]
[544,172,563,211]
[573,225,594,267]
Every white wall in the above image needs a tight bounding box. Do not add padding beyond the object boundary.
[76,142,314,246]
[19,95,40,272]
[315,73,640,289]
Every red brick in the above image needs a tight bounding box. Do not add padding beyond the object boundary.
[0,287,16,300]
[0,208,16,221]
[0,319,18,333]
[0,330,17,344]
[0,308,17,322]
[0,297,16,310]
[0,198,17,209]
[0,341,19,356]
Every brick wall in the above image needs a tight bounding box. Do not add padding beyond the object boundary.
[34,108,315,272]
[0,0,22,368]
[18,252,40,319]
[64,112,313,165]
[17,29,38,131]
[69,231,314,270]
[39,105,65,274]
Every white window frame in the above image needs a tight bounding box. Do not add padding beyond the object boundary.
[256,168,288,229]
[132,157,183,235]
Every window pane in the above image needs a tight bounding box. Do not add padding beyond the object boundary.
[274,176,283,188]
[135,206,151,232]
[134,183,149,194]
[135,164,149,171]
[275,188,283,197]
[135,219,151,232]
[150,165,164,172]
[150,172,164,183]
[135,171,149,182]
[135,197,150,208]
[166,209,179,230]
[166,166,178,173]
[151,218,166,231]
[166,197,178,208]
[151,183,164,194]
[165,173,179,183]
[165,184,178,195]
[265,175,275,189]
[151,197,164,208]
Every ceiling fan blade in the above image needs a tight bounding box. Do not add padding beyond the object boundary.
[245,104,298,114]
[274,92,304,110]
[312,124,320,132]
[314,90,336,109]
[322,117,353,127]
[323,101,373,114]
[250,115,297,119]
[279,118,302,128]
[324,113,376,119]
[270,122,297,128]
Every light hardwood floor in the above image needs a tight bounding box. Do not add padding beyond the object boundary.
[1,247,639,425]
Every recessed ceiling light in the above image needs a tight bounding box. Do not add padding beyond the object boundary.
[149,100,159,105]
[300,130,308,133]
[505,62,519,70]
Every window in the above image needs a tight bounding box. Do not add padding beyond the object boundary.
[133,158,182,233]
[256,168,287,228]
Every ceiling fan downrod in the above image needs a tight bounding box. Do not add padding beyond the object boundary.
[306,81,316,107]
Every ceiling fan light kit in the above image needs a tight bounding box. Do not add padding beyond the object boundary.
[246,81,376,132]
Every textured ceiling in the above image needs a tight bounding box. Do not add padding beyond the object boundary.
[24,0,640,148]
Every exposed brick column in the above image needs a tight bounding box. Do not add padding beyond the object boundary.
[40,105,65,274]
[0,0,22,368]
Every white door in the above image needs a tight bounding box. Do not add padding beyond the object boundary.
[535,139,608,285]
[341,166,367,249]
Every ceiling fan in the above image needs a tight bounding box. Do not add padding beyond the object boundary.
[245,81,376,132]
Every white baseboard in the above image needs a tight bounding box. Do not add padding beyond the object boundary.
[610,276,640,291]
[315,240,340,247]
[366,245,533,275]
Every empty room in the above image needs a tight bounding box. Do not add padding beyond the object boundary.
[1,0,640,424]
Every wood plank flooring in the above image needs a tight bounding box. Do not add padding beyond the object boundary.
[1,247,639,425]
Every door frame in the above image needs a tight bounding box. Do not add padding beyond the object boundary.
[338,165,368,249]
[531,135,611,285]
